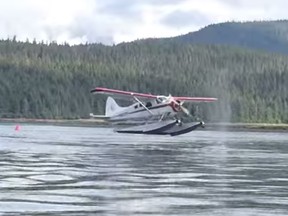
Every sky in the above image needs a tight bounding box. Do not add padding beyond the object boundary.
[0,0,287,45]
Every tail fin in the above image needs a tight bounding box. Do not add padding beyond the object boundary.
[105,97,122,117]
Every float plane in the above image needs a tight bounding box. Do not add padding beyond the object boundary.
[90,87,217,136]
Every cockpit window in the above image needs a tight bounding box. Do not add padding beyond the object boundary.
[156,96,165,104]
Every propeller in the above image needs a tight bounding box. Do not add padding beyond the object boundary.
[168,96,191,116]
[179,102,191,116]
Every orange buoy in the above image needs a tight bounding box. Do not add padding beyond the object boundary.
[15,125,21,131]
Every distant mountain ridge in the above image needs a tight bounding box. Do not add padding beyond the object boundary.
[173,20,288,54]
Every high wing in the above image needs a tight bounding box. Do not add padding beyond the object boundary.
[90,87,218,102]
[90,87,158,101]
[173,96,218,103]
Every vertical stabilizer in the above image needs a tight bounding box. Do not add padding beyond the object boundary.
[105,97,122,116]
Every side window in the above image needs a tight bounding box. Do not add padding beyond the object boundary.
[146,102,152,107]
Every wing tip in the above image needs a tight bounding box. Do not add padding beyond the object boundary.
[90,88,97,93]
[90,87,105,93]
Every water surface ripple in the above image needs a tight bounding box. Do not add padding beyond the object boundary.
[0,124,288,215]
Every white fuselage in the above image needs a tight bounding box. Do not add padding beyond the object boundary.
[108,99,177,122]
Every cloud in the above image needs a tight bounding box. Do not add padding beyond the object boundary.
[216,0,288,21]
[66,15,119,45]
[161,10,212,29]
[0,0,288,45]
[221,0,288,8]
[0,0,95,43]
[98,0,141,18]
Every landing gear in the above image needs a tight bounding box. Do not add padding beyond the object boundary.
[159,112,173,122]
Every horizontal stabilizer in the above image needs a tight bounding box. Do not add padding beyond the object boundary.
[89,113,110,120]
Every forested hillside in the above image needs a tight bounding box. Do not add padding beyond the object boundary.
[0,38,288,123]
[174,20,288,54]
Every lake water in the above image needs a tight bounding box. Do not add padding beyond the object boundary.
[0,123,288,216]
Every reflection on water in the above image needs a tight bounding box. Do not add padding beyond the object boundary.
[0,124,288,216]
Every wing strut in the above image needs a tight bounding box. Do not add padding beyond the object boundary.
[133,96,154,116]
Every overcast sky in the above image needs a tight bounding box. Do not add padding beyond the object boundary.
[0,0,287,45]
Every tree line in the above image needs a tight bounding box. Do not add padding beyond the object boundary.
[0,38,287,123]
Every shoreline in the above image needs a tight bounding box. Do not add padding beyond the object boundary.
[0,118,288,131]
[0,118,108,126]
[206,122,288,132]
